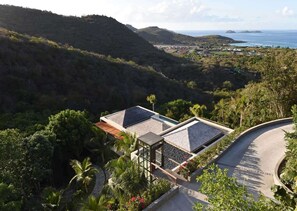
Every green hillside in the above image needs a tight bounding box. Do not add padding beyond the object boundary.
[0,5,258,130]
[135,26,240,45]
[0,28,207,128]
[0,4,175,67]
[0,5,253,91]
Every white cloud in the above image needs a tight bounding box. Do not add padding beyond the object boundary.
[277,6,294,17]
[115,0,241,26]
[190,5,208,15]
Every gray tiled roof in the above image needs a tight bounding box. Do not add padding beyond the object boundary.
[138,132,164,146]
[162,121,223,152]
[106,106,155,128]
[127,118,171,137]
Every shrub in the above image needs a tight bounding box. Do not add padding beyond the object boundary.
[126,196,146,211]
[142,179,171,208]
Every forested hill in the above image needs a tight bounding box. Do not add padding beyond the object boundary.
[134,26,240,45]
[0,5,253,91]
[0,5,177,67]
[0,28,206,117]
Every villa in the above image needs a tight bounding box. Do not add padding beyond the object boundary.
[96,106,233,181]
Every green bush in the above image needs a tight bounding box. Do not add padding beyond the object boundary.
[142,179,171,207]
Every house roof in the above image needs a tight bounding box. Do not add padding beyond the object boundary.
[104,106,156,128]
[138,132,163,146]
[162,119,223,152]
[127,118,171,137]
[95,122,122,139]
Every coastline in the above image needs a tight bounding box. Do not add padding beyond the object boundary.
[177,30,297,49]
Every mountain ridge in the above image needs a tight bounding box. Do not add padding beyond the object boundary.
[132,26,241,45]
[0,4,178,69]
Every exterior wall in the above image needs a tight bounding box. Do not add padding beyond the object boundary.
[163,142,192,169]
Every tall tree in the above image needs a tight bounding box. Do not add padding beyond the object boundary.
[21,131,54,195]
[162,99,193,122]
[0,129,23,187]
[146,94,157,111]
[260,50,297,118]
[46,109,95,186]
[69,157,98,193]
[190,104,207,117]
[46,110,92,158]
[114,132,137,157]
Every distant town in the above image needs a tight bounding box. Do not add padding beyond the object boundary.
[155,44,263,57]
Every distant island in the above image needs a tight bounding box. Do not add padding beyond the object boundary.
[226,30,236,33]
[226,30,262,33]
[239,30,262,33]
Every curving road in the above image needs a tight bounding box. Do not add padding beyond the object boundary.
[157,121,293,210]
[216,121,293,199]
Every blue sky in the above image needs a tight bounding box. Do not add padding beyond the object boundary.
[0,0,296,30]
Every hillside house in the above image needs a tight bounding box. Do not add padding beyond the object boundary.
[97,106,233,179]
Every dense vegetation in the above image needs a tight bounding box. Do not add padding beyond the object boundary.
[0,28,209,129]
[0,5,169,68]
[210,49,297,128]
[134,26,240,46]
[0,5,255,91]
[194,164,287,210]
[0,110,111,209]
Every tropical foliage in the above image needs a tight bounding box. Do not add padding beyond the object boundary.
[114,132,137,157]
[194,164,281,211]
[211,50,297,128]
[69,157,98,193]
[0,110,108,209]
[146,94,157,111]
[0,183,21,211]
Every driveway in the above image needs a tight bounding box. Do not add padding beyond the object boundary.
[216,122,293,199]
[157,121,293,210]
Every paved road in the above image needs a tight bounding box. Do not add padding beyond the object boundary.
[216,122,293,199]
[91,166,106,197]
[157,121,293,210]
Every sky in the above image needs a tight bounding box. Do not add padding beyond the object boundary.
[0,0,297,30]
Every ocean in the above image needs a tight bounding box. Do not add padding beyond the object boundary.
[177,30,297,49]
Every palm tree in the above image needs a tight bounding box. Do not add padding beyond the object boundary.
[81,195,114,211]
[114,132,137,157]
[190,104,207,117]
[146,94,157,111]
[85,126,112,164]
[105,156,132,179]
[106,158,147,200]
[69,157,98,193]
[41,187,62,210]
[213,99,227,123]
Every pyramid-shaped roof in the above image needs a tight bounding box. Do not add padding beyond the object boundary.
[162,120,223,152]
[105,106,155,128]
